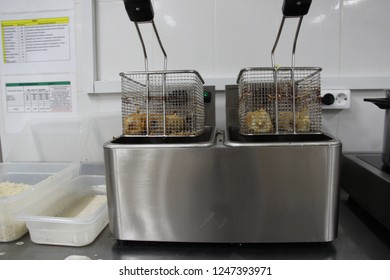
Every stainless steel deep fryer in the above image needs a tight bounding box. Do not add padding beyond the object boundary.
[104,0,341,243]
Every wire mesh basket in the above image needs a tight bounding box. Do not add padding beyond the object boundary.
[237,1,322,135]
[237,67,322,135]
[120,3,205,137]
[121,70,205,137]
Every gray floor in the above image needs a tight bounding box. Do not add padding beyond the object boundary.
[1,190,389,260]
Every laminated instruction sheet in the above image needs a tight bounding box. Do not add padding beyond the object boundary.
[1,17,71,64]
[5,81,72,113]
[0,8,77,134]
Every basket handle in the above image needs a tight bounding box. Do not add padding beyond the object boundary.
[282,0,312,17]
[271,0,312,134]
[271,0,312,69]
[123,0,167,72]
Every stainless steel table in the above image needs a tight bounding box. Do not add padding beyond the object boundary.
[1,190,390,260]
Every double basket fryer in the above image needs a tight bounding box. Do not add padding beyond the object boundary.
[104,0,341,244]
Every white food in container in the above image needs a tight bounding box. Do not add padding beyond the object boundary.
[16,174,108,247]
[0,163,73,242]
[0,182,30,198]
[0,182,31,242]
[57,194,106,218]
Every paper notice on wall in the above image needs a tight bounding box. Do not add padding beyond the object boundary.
[0,10,75,74]
[1,17,71,64]
[0,9,77,134]
[1,74,77,134]
[6,81,72,113]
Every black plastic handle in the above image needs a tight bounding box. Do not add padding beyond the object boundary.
[364,98,390,110]
[282,0,312,17]
[123,0,154,23]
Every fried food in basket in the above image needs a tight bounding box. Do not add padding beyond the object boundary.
[123,113,146,135]
[245,109,274,133]
[278,110,311,132]
[296,110,311,132]
[123,112,185,135]
[148,113,185,135]
[165,113,185,134]
[278,111,294,132]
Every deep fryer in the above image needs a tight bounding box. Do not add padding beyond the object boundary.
[104,0,341,243]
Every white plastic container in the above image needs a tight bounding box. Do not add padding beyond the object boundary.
[5,118,82,163]
[80,112,122,163]
[1,118,82,242]
[16,164,108,247]
[0,163,74,242]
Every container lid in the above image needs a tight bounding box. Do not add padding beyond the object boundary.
[6,118,83,163]
[5,113,122,163]
[80,112,122,163]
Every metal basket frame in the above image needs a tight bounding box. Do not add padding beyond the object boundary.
[237,10,322,135]
[237,66,322,135]
[121,19,205,137]
[121,70,205,137]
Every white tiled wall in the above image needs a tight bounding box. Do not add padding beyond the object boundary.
[90,0,390,153]
[1,0,390,159]
[94,0,390,81]
[340,0,390,76]
[322,90,385,152]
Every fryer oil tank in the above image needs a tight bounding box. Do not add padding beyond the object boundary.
[103,85,341,243]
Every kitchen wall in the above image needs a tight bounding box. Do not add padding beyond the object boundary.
[86,0,390,153]
[324,90,386,152]
[1,0,389,160]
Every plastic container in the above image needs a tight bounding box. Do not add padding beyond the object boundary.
[16,163,108,247]
[6,118,82,162]
[80,112,122,163]
[1,118,82,242]
[0,163,74,242]
[1,116,112,244]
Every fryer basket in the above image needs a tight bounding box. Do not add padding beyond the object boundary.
[120,1,205,137]
[237,0,322,135]
[121,70,205,137]
[237,67,322,135]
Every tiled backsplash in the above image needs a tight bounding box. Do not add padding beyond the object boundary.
[1,0,389,158]
[95,0,390,81]
[91,0,389,152]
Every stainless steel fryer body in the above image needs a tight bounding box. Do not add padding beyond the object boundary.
[103,130,341,243]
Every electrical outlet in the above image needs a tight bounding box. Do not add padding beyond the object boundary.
[321,89,351,109]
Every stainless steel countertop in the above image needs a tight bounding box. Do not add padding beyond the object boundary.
[1,189,390,260]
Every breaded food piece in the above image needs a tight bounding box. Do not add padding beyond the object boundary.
[277,110,311,132]
[123,113,146,135]
[296,110,311,132]
[165,113,185,134]
[245,109,273,134]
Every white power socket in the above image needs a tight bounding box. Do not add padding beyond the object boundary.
[321,89,351,109]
